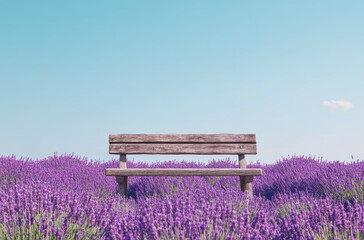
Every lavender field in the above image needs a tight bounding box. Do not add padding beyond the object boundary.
[0,154,363,239]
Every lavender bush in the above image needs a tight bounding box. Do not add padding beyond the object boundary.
[0,153,363,239]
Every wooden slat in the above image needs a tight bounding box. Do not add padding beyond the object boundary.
[106,168,262,176]
[109,143,257,155]
[110,134,256,143]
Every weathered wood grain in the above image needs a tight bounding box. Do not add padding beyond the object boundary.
[107,133,262,199]
[117,154,127,198]
[109,143,257,155]
[110,134,256,143]
[238,154,253,197]
[116,176,127,197]
[120,154,127,168]
[106,168,262,176]
[238,154,247,169]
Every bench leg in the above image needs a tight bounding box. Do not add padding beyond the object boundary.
[240,176,253,197]
[116,154,128,198]
[238,154,253,197]
[116,176,128,198]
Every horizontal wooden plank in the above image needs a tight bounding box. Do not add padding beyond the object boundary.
[106,168,262,176]
[109,143,257,155]
[110,134,256,143]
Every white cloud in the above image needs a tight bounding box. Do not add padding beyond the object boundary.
[323,99,353,110]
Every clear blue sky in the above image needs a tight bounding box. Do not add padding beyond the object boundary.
[1,1,363,164]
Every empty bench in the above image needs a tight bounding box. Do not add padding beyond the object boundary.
[105,134,262,197]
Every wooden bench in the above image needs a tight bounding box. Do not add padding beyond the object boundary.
[105,134,262,197]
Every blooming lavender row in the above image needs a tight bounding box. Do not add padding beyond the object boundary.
[0,153,363,239]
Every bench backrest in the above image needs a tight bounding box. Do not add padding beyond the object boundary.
[109,134,257,155]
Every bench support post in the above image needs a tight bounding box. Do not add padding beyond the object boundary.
[238,154,253,197]
[116,154,128,198]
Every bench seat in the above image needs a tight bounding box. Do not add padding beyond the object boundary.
[106,168,263,176]
[106,134,262,198]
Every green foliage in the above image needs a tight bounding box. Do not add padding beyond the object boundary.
[277,201,309,218]
[333,179,364,203]
[0,211,105,240]
[314,224,364,240]
[97,187,115,202]
[208,176,221,187]
[0,172,16,185]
